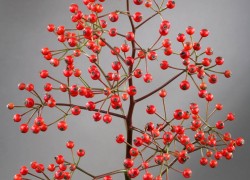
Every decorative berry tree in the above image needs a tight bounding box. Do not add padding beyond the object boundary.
[7,0,244,180]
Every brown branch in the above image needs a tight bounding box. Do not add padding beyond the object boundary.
[135,70,185,103]
[64,160,95,178]
[47,103,126,119]
[94,169,127,180]
[135,7,167,30]
[124,1,136,180]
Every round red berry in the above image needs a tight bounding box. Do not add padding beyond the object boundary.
[183,168,192,178]
[77,149,85,157]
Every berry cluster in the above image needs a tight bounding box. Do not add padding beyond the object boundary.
[7,0,244,179]
[14,141,88,180]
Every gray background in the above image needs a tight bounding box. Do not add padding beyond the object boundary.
[0,0,250,179]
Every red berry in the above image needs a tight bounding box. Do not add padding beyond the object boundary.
[55,155,64,164]
[127,168,140,178]
[215,103,223,110]
[26,83,34,91]
[215,120,224,129]
[143,172,153,180]
[63,69,73,77]
[160,28,169,36]
[47,98,56,108]
[143,73,153,83]
[133,0,144,5]
[155,176,162,180]
[236,137,244,146]
[13,114,22,122]
[129,147,139,157]
[69,3,78,13]
[86,101,96,111]
[41,47,50,55]
[124,158,134,168]
[200,29,209,37]
[180,50,190,59]
[74,68,82,77]
[205,93,214,101]
[50,58,60,67]
[116,134,125,143]
[202,58,211,66]
[160,20,171,30]
[186,26,195,35]
[205,47,213,55]
[133,12,143,22]
[134,69,143,78]
[208,74,218,84]
[83,26,92,37]
[223,132,232,141]
[141,161,149,169]
[40,70,49,78]
[215,56,224,65]
[224,70,232,78]
[44,83,52,92]
[47,164,56,172]
[159,89,167,98]
[109,12,119,22]
[7,103,15,110]
[227,112,235,121]
[121,44,130,52]
[180,80,190,90]
[166,0,176,9]
[146,105,156,114]
[162,39,171,48]
[184,42,193,51]
[24,98,34,108]
[125,56,134,66]
[14,174,22,180]
[163,132,174,144]
[20,166,29,175]
[164,47,173,56]
[112,72,120,81]
[127,86,137,96]
[77,149,85,157]
[154,155,164,165]
[145,1,152,8]
[133,137,143,147]
[177,33,186,42]
[71,106,81,115]
[138,50,146,58]
[209,160,218,168]
[122,93,129,101]
[93,112,102,122]
[182,168,192,178]
[18,83,26,90]
[59,163,67,171]
[160,60,169,70]
[103,114,112,124]
[188,64,197,74]
[103,175,112,180]
[126,32,135,41]
[57,120,68,131]
[100,20,107,28]
[34,116,44,126]
[20,124,29,133]
[88,13,97,23]
[192,41,201,50]
[66,140,74,149]
[47,24,55,32]
[214,152,223,160]
[173,109,183,120]
[147,51,157,60]
[110,46,120,55]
